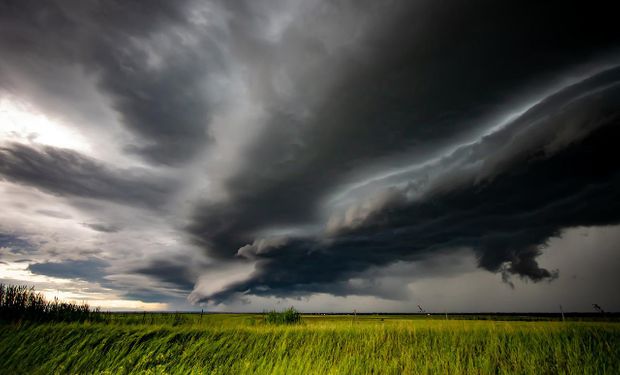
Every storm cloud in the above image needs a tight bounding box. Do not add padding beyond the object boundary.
[1,0,620,311]
[186,1,620,302]
[0,143,173,207]
[188,0,620,257]
[28,258,109,284]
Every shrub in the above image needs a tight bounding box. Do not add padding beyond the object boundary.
[265,307,302,325]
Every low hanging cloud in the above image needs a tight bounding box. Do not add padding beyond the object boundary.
[28,258,109,284]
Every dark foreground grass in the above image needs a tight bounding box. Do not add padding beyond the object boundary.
[1,316,619,374]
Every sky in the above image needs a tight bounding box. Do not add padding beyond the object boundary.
[1,0,619,312]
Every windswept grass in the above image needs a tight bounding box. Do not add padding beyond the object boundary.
[0,288,618,374]
[1,316,619,374]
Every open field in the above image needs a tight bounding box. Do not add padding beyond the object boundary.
[1,314,619,374]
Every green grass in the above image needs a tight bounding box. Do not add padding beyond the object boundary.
[1,315,619,374]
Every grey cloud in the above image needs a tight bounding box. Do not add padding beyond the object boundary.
[326,188,408,237]
[26,257,190,303]
[331,66,620,229]
[0,233,33,254]
[130,259,197,292]
[124,254,213,294]
[82,223,120,233]
[36,210,72,220]
[28,258,109,283]
[499,245,560,289]
[237,237,290,259]
[0,143,174,207]
[122,289,184,304]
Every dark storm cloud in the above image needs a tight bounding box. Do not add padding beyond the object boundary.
[188,0,620,258]
[122,289,183,304]
[130,259,198,292]
[27,257,199,303]
[28,258,109,283]
[199,66,620,303]
[0,0,219,164]
[0,143,173,207]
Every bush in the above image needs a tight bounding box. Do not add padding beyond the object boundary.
[265,307,302,325]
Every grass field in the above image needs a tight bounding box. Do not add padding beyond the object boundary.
[1,314,619,374]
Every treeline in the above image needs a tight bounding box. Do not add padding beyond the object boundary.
[0,284,102,323]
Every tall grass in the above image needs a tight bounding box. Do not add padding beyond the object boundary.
[0,318,618,374]
[0,284,102,323]
[1,294,619,374]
